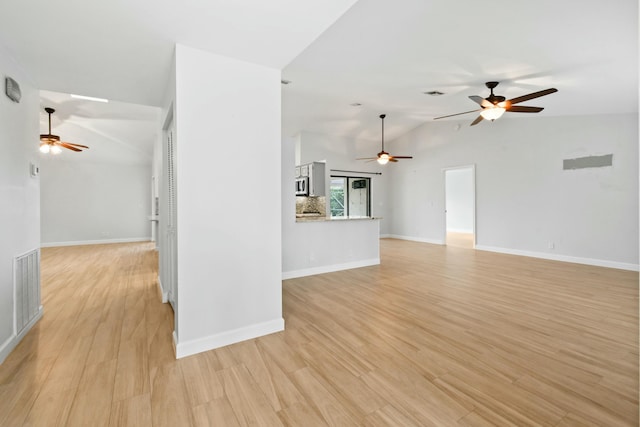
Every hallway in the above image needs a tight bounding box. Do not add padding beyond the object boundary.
[0,243,173,426]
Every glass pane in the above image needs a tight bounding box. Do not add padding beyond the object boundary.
[347,177,370,217]
[330,177,346,217]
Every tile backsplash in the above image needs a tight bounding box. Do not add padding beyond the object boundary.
[296,196,326,216]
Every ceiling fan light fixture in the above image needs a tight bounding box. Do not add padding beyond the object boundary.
[433,82,557,126]
[377,153,390,165]
[480,106,506,121]
[356,114,413,164]
[39,107,89,154]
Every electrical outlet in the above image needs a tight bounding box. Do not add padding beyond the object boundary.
[548,241,555,249]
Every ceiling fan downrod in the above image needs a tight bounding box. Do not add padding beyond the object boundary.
[380,114,386,152]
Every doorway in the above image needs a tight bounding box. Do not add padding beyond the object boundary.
[444,165,476,248]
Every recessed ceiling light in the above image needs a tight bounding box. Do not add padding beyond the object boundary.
[70,94,109,103]
[281,80,292,85]
[424,91,445,96]
[350,103,362,107]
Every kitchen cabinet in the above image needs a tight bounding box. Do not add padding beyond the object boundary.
[295,161,325,196]
[308,162,325,196]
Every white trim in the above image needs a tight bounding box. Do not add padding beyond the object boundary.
[41,237,151,248]
[0,334,14,364]
[379,233,392,238]
[475,245,639,272]
[0,306,43,364]
[172,330,178,357]
[174,318,285,359]
[384,235,445,245]
[443,164,476,247]
[282,258,380,280]
[157,276,168,303]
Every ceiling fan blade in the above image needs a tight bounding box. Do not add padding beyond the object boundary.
[390,156,413,159]
[356,157,378,160]
[434,109,481,120]
[508,88,558,105]
[62,142,90,149]
[508,106,544,113]
[60,143,82,152]
[469,95,493,108]
[470,115,484,126]
[389,158,398,162]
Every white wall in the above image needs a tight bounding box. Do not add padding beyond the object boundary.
[388,113,639,270]
[151,131,162,244]
[445,167,474,233]
[0,45,41,363]
[40,160,152,246]
[281,131,383,278]
[172,44,283,357]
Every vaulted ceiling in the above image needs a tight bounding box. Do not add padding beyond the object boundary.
[282,0,638,140]
[1,0,637,161]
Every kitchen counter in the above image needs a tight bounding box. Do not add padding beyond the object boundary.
[295,216,381,223]
[284,214,381,278]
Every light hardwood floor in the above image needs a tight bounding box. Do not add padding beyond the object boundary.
[0,239,637,426]
[446,232,475,249]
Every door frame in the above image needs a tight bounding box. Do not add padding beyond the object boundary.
[442,164,476,247]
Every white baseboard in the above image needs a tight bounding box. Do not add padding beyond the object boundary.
[172,330,178,357]
[0,305,43,364]
[0,335,13,365]
[282,258,380,280]
[174,318,285,359]
[157,276,168,303]
[385,234,445,245]
[475,245,639,271]
[41,237,151,248]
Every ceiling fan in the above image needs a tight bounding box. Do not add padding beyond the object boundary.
[40,107,89,154]
[357,114,413,165]
[434,82,558,126]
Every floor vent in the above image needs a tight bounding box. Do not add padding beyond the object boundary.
[15,249,41,334]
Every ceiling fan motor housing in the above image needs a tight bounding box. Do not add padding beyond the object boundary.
[485,82,505,105]
[487,94,506,105]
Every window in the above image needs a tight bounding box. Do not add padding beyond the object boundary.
[330,176,371,218]
[330,177,346,217]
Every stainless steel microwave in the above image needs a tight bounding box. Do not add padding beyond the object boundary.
[295,177,308,196]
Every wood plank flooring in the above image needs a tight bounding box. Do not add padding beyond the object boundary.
[446,232,474,249]
[0,239,637,426]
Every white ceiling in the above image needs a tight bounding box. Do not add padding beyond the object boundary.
[282,0,639,141]
[1,0,358,107]
[39,90,161,165]
[2,0,638,160]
